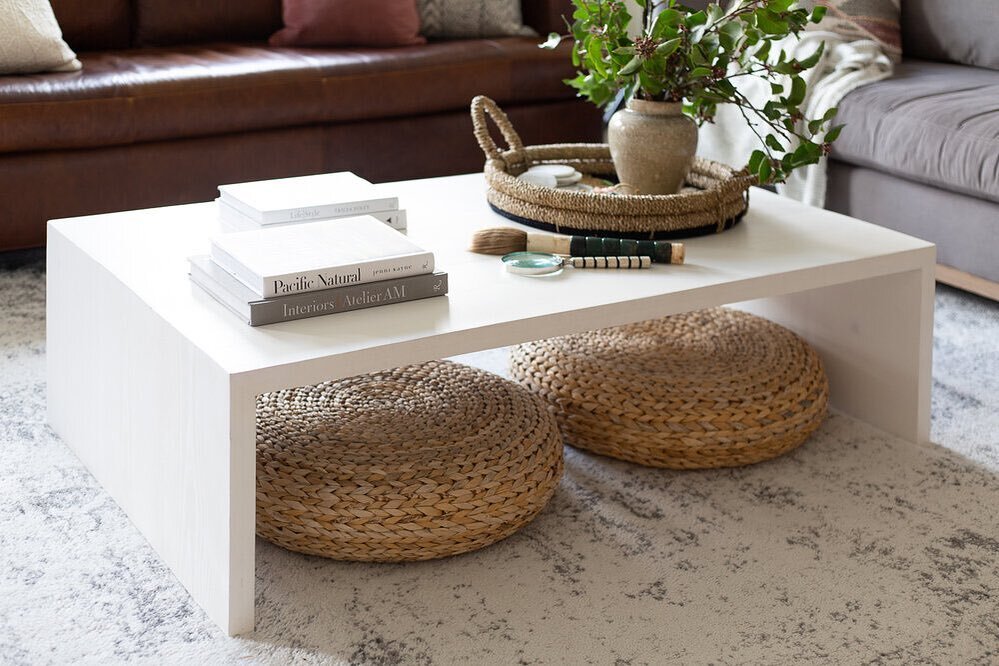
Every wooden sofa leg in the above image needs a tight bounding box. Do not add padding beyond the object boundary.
[936,264,999,302]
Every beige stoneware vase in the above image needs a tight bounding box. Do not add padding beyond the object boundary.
[607,99,698,195]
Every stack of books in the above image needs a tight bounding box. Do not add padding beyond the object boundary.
[190,175,446,326]
[216,171,407,232]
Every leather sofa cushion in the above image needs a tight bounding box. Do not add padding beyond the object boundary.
[522,0,574,35]
[830,60,999,203]
[134,0,282,46]
[902,0,999,71]
[0,39,577,154]
[50,0,131,51]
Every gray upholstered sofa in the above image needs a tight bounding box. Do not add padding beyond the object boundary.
[826,0,999,299]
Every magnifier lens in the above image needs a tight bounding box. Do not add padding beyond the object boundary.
[501,251,564,276]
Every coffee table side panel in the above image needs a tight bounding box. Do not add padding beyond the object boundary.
[736,261,935,444]
[46,227,256,635]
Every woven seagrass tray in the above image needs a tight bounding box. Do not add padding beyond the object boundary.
[510,308,829,469]
[471,95,756,240]
[256,360,563,562]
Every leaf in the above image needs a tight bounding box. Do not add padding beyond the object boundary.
[770,82,784,95]
[652,8,682,36]
[757,158,773,182]
[810,6,827,23]
[613,46,637,55]
[619,55,643,76]
[763,100,782,121]
[714,78,736,96]
[700,32,720,53]
[706,4,724,24]
[540,32,563,50]
[790,141,822,166]
[774,60,798,74]
[823,107,838,121]
[788,75,806,106]
[756,10,787,35]
[687,43,705,66]
[748,150,766,174]
[755,39,771,62]
[638,71,664,97]
[690,66,713,79]
[655,38,681,57]
[825,123,845,142]
[720,20,743,43]
[586,37,606,76]
[765,134,783,151]
[797,42,825,70]
[685,10,707,29]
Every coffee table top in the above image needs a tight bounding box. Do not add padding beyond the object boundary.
[48,173,933,387]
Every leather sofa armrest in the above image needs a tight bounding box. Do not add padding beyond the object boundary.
[522,0,573,35]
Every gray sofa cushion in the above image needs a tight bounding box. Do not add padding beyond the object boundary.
[902,0,999,71]
[830,60,999,203]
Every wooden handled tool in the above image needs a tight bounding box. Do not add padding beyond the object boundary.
[470,227,684,264]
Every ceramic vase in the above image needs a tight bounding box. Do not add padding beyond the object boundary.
[607,99,698,195]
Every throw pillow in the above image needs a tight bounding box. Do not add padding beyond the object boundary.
[270,0,426,48]
[805,0,902,63]
[0,0,81,74]
[417,0,536,39]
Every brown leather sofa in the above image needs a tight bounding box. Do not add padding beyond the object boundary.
[0,0,602,251]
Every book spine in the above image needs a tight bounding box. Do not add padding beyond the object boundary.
[248,272,448,326]
[262,251,435,298]
[260,197,400,224]
[217,200,406,231]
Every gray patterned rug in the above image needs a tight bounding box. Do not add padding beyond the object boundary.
[1,249,997,665]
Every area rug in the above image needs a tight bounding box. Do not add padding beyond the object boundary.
[1,249,997,664]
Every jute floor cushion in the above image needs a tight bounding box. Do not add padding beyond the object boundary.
[510,308,829,469]
[255,360,563,561]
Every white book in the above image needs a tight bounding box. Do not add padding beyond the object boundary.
[210,215,435,299]
[216,199,407,232]
[218,172,399,225]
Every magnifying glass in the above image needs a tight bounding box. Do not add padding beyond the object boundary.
[502,251,652,275]
[502,252,564,275]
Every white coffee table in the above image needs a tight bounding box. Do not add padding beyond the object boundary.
[47,174,935,635]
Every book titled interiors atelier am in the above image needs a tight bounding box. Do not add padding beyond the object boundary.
[210,215,435,298]
[190,256,448,326]
[217,172,398,225]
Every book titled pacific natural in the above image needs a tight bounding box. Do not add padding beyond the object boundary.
[189,255,448,326]
[210,215,435,299]
[217,172,398,225]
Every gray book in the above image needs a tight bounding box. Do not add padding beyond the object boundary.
[189,255,448,326]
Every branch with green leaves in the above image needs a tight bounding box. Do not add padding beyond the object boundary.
[540,0,845,184]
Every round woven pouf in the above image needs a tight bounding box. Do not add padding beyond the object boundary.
[510,308,829,469]
[255,360,563,562]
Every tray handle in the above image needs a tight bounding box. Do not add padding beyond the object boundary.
[471,96,527,170]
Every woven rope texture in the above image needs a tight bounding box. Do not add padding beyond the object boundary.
[471,95,755,237]
[510,308,829,469]
[256,361,564,561]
